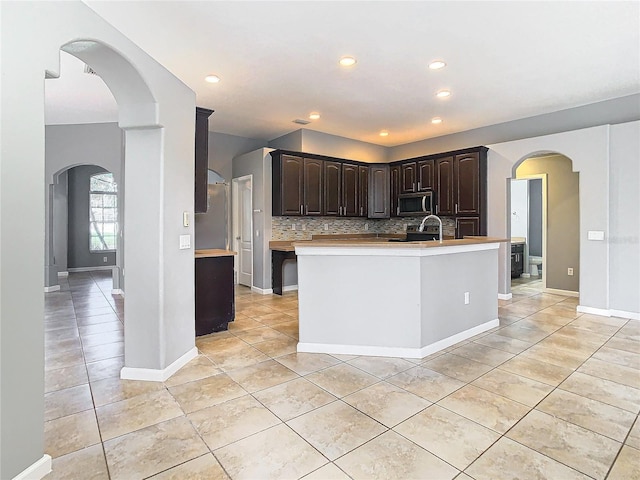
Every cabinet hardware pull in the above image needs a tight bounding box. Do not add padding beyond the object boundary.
[360,206,363,216]
[300,205,303,215]
[455,204,458,214]
[436,204,438,214]
[418,181,421,191]
[397,206,400,216]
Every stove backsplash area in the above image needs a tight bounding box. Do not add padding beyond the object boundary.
[271,216,456,241]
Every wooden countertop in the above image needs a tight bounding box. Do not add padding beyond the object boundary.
[270,235,507,252]
[269,233,404,252]
[194,249,237,258]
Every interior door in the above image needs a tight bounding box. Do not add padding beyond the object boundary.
[233,175,253,287]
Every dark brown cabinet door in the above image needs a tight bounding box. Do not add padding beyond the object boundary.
[280,155,304,215]
[194,107,214,213]
[417,159,434,191]
[435,156,454,215]
[195,255,235,335]
[390,165,400,217]
[400,162,417,193]
[369,164,389,218]
[455,152,480,215]
[358,165,369,217]
[455,217,480,238]
[342,163,359,216]
[324,160,341,216]
[303,158,323,215]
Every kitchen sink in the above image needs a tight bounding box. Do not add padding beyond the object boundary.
[388,232,439,243]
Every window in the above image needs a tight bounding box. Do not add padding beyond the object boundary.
[89,172,118,251]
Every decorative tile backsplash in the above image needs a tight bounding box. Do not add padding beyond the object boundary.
[272,216,456,240]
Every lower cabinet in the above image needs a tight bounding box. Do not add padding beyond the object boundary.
[195,255,235,336]
[455,217,480,238]
[511,243,524,278]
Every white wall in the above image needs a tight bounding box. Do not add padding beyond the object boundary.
[510,179,529,240]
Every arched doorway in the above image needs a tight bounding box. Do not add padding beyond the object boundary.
[509,152,580,298]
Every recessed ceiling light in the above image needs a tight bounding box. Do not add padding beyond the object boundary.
[379,130,389,137]
[429,60,447,70]
[339,56,357,67]
[309,112,321,120]
[431,117,443,124]
[436,90,451,98]
[205,74,220,83]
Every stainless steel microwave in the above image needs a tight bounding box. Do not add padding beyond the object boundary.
[398,192,434,216]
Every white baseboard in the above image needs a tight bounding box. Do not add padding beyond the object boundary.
[57,271,69,277]
[120,347,198,382]
[610,309,639,321]
[298,319,499,359]
[283,284,299,292]
[545,288,579,297]
[111,289,125,297]
[68,266,114,273]
[498,293,512,300]
[577,305,611,317]
[44,285,60,293]
[520,273,531,278]
[251,286,273,295]
[13,454,51,480]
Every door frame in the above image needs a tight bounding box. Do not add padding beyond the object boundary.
[231,174,253,287]
[513,173,548,290]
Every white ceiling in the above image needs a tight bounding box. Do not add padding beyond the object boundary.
[44,1,640,146]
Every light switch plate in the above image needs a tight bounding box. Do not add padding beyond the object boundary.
[179,234,191,249]
[587,230,605,241]
[183,211,189,227]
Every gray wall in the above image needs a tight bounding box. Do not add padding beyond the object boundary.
[517,155,579,292]
[53,171,68,272]
[529,179,543,257]
[609,121,640,314]
[208,131,266,182]
[67,165,117,269]
[300,130,388,163]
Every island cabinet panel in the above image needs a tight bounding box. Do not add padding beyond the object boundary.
[369,164,390,218]
[195,107,214,213]
[342,163,359,216]
[435,156,455,216]
[417,159,434,191]
[456,217,480,237]
[455,152,481,215]
[400,162,417,194]
[303,158,324,216]
[390,164,401,217]
[324,160,342,216]
[358,165,369,217]
[195,255,235,336]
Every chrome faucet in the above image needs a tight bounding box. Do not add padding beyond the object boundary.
[418,214,443,243]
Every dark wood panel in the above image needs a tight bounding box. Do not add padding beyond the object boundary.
[417,159,434,191]
[324,160,341,216]
[390,165,400,217]
[455,217,480,238]
[303,158,323,215]
[400,162,417,193]
[280,155,304,215]
[435,156,455,215]
[455,152,480,215]
[194,107,214,213]
[369,164,389,218]
[358,165,368,217]
[195,255,234,335]
[342,163,359,216]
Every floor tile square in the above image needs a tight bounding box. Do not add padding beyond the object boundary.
[168,373,246,414]
[45,410,101,458]
[301,463,351,480]
[90,376,166,407]
[226,359,299,393]
[253,377,336,421]
[608,445,640,480]
[347,356,415,379]
[45,384,94,421]
[275,352,341,375]
[163,354,222,388]
[471,369,553,407]
[578,357,640,388]
[46,444,109,480]
[45,364,88,393]
[305,363,378,397]
[148,453,229,479]
[387,366,466,402]
[422,353,493,382]
[498,355,572,386]
[449,343,515,367]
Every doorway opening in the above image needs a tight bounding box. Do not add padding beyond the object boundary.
[232,175,253,288]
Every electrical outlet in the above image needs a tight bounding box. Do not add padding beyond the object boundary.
[464,292,470,304]
[302,224,306,231]
[568,267,574,276]
[324,224,329,231]
[364,223,369,231]
[103,257,107,263]
[291,224,296,231]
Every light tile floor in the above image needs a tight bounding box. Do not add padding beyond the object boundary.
[43,271,639,479]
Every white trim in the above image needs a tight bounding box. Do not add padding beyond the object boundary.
[297,319,499,359]
[67,266,114,273]
[498,293,513,300]
[610,309,640,321]
[44,285,60,293]
[544,288,579,297]
[577,305,611,317]
[111,289,125,297]
[283,284,299,292]
[12,454,51,480]
[251,286,273,295]
[295,242,500,257]
[120,347,197,382]
[57,271,69,277]
[520,273,531,278]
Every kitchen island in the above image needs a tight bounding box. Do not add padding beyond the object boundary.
[195,249,236,336]
[294,237,505,358]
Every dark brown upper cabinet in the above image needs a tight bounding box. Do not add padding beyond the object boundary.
[417,159,434,191]
[399,159,434,193]
[454,152,481,215]
[390,164,400,217]
[323,160,341,216]
[341,163,359,216]
[435,156,455,216]
[194,107,214,213]
[273,153,304,216]
[369,164,390,218]
[358,165,369,218]
[303,158,323,216]
[400,162,417,194]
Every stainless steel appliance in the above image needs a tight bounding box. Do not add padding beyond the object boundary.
[398,192,434,216]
